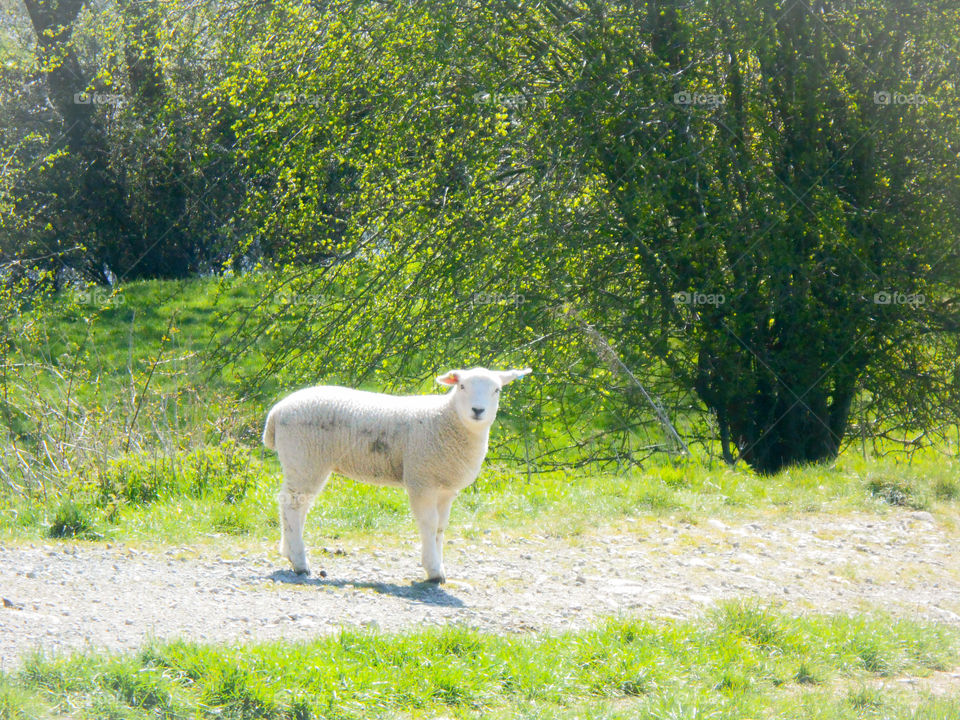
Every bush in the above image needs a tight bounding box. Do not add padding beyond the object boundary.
[47,498,99,539]
[90,441,271,509]
[866,477,927,510]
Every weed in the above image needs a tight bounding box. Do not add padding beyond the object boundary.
[47,498,98,539]
[867,477,927,509]
[794,662,819,685]
[934,477,959,501]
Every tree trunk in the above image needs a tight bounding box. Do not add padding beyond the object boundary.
[696,344,861,474]
[23,0,136,282]
[23,0,92,153]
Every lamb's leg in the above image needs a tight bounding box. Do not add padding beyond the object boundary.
[278,475,326,575]
[434,492,456,581]
[408,490,444,583]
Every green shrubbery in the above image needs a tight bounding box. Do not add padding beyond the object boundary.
[88,440,268,506]
[38,442,274,540]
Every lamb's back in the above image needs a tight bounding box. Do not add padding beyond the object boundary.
[270,385,448,485]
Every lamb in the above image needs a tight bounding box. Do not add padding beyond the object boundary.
[262,366,532,583]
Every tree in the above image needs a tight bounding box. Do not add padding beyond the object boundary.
[502,0,960,472]
[195,0,960,472]
[5,0,246,282]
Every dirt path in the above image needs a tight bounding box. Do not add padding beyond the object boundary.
[1,510,958,669]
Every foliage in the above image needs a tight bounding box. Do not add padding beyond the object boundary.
[2,1,959,471]
[199,0,960,471]
[47,497,98,539]
[2,0,243,281]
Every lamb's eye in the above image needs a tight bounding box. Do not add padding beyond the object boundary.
[460,384,465,390]
[494,388,500,394]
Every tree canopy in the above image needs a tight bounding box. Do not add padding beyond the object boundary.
[2,0,959,472]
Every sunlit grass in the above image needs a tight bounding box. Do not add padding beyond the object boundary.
[2,443,958,548]
[2,275,958,547]
[2,604,956,720]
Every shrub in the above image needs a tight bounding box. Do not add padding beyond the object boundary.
[866,477,927,509]
[47,498,98,539]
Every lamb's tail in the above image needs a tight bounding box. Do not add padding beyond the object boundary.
[262,408,277,450]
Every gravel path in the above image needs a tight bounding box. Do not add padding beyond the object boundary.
[1,510,958,670]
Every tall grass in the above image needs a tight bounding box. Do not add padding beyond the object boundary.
[2,439,958,548]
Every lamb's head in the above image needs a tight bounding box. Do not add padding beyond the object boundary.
[436,366,532,431]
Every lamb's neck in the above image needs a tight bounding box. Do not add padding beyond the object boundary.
[437,399,490,456]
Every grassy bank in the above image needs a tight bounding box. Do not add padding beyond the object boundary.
[2,274,959,548]
[1,440,958,547]
[1,604,956,720]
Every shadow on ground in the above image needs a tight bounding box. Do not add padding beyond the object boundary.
[265,570,465,607]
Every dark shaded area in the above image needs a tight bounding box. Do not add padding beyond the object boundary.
[266,570,466,608]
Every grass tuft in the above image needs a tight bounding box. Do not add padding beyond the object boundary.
[794,662,820,685]
[866,476,927,509]
[934,476,960,501]
[47,498,99,539]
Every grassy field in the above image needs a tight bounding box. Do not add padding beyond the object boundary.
[1,439,958,548]
[1,604,957,720]
[3,275,959,549]
[3,277,960,719]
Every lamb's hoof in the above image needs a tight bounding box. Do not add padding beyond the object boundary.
[294,567,311,577]
[425,575,446,585]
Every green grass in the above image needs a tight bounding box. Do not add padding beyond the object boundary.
[20,276,271,401]
[2,274,959,546]
[2,604,956,719]
[1,441,958,547]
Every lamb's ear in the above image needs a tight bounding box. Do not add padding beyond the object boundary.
[436,370,461,386]
[498,367,532,385]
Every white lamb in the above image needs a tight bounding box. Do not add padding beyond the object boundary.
[262,367,532,583]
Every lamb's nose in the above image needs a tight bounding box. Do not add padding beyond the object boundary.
[471,407,485,418]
